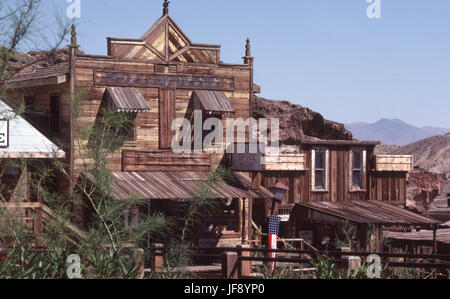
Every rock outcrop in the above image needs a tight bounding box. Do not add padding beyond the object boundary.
[252,96,353,143]
[406,169,444,214]
[2,47,83,79]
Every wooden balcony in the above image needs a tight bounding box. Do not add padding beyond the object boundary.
[372,155,413,172]
[0,202,86,245]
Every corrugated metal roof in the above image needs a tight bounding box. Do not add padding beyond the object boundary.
[385,229,450,245]
[106,87,150,113]
[296,200,439,227]
[193,90,235,114]
[0,100,65,158]
[89,171,275,201]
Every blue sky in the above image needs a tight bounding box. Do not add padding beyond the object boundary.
[43,0,450,128]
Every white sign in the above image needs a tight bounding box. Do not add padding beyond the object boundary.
[0,120,8,148]
[280,215,290,222]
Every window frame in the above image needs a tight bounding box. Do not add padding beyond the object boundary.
[350,148,367,191]
[311,148,329,192]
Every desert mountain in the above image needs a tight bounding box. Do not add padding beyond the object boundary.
[347,119,449,146]
[377,132,450,176]
[376,133,450,216]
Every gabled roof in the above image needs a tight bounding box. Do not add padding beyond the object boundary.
[0,100,65,158]
[108,14,221,64]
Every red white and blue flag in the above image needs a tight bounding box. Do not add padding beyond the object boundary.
[268,215,281,272]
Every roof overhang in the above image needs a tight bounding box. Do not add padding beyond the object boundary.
[294,200,440,228]
[86,171,275,201]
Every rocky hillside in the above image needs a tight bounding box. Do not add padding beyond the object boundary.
[377,133,450,217]
[406,169,444,214]
[2,47,83,79]
[377,133,450,176]
[252,97,353,143]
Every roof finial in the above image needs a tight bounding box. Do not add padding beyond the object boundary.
[243,38,254,65]
[70,24,78,47]
[163,0,170,16]
[245,38,251,57]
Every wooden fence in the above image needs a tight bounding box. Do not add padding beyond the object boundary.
[148,245,450,279]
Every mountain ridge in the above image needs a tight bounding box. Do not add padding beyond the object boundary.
[346,118,449,146]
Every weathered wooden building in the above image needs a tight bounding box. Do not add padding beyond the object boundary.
[3,2,275,247]
[3,1,436,250]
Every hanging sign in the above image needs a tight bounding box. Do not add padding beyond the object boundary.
[94,71,235,91]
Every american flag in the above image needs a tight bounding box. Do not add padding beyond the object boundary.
[267,216,281,272]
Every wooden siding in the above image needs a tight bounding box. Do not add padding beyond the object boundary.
[122,150,211,171]
[370,171,407,205]
[262,154,306,171]
[373,155,413,172]
[73,56,251,174]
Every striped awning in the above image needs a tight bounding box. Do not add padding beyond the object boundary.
[193,90,235,114]
[105,87,150,113]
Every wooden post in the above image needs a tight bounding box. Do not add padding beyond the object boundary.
[251,172,261,190]
[377,225,384,253]
[432,225,438,255]
[35,206,43,246]
[344,256,362,273]
[237,244,251,278]
[241,198,247,243]
[135,248,145,278]
[150,243,164,273]
[222,251,239,279]
[339,247,351,258]
[338,247,351,271]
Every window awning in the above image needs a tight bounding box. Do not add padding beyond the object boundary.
[193,90,235,114]
[86,171,275,201]
[105,87,150,113]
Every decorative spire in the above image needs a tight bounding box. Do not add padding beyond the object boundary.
[243,38,254,65]
[163,0,170,16]
[70,24,78,47]
[245,38,251,57]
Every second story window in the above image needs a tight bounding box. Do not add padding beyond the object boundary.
[351,150,366,190]
[312,149,328,191]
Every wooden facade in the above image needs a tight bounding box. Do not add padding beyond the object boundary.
[3,2,417,247]
[252,141,413,238]
[4,4,261,247]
